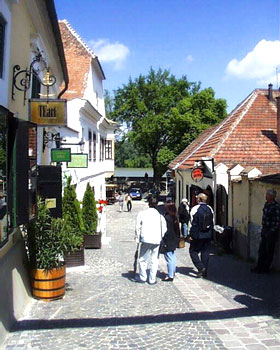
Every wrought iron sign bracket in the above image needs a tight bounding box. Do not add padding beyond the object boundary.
[12,50,56,105]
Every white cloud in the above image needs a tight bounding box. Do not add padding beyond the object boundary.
[225,39,280,84]
[88,39,130,70]
[186,54,194,63]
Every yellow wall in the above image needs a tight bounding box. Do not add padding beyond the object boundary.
[232,176,280,269]
[8,1,36,119]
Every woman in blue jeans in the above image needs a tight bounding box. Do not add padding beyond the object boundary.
[161,202,180,282]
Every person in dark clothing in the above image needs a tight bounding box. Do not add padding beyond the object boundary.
[125,193,132,212]
[188,193,214,278]
[251,189,280,274]
[178,198,190,239]
[161,202,180,282]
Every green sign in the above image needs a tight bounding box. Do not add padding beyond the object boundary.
[67,153,88,168]
[51,148,71,162]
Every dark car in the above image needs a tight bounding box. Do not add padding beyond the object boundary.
[129,188,142,200]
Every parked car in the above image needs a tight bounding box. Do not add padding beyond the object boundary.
[129,188,142,200]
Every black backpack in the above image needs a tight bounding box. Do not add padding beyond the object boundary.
[199,205,213,232]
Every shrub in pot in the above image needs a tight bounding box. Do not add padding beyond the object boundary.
[24,198,78,301]
[82,183,101,248]
[63,176,85,265]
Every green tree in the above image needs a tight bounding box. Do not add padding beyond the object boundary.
[62,176,84,245]
[109,68,227,186]
[82,183,98,235]
[115,139,151,168]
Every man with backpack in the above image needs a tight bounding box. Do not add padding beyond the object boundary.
[188,193,214,278]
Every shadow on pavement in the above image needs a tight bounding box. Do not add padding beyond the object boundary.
[13,304,266,332]
[202,246,280,318]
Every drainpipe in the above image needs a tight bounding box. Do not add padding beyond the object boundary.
[247,178,252,259]
[276,97,280,147]
[177,170,184,204]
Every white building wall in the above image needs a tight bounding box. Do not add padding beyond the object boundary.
[0,0,11,107]
[60,71,115,201]
[83,63,105,117]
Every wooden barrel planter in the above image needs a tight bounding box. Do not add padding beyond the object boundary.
[84,233,102,249]
[64,246,85,267]
[30,265,66,302]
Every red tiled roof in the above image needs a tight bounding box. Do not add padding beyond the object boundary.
[169,89,280,175]
[58,20,93,100]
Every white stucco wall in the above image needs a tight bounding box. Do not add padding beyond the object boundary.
[83,63,105,117]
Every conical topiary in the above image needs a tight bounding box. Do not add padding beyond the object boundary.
[62,176,84,249]
[82,183,98,235]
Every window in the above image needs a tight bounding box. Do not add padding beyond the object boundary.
[0,14,6,78]
[0,107,8,246]
[95,91,98,109]
[31,70,41,98]
[88,130,92,161]
[93,133,96,161]
[105,140,112,159]
[100,138,105,161]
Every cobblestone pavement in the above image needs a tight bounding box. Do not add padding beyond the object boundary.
[2,200,280,350]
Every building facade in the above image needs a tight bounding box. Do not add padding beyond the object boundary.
[169,86,280,266]
[0,0,67,344]
[58,20,117,201]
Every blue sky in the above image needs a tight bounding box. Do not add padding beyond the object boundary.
[55,0,280,112]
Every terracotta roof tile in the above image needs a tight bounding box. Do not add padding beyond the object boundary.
[169,89,280,175]
[59,20,93,100]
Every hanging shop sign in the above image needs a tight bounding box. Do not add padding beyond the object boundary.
[51,148,71,162]
[67,153,88,168]
[29,99,67,126]
[191,167,204,182]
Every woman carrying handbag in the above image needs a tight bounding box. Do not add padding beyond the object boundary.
[160,202,180,282]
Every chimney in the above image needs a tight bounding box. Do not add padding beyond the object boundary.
[268,83,273,101]
[277,96,280,146]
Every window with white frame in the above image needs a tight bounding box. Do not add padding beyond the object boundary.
[105,139,112,159]
[88,130,92,161]
[100,137,105,161]
[0,14,7,79]
[93,133,96,161]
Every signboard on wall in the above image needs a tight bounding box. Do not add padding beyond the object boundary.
[191,167,204,182]
[51,148,71,162]
[29,99,67,126]
[67,154,88,168]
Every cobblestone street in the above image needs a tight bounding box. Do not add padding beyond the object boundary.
[3,200,280,350]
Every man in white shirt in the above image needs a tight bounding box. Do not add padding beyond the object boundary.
[135,197,167,284]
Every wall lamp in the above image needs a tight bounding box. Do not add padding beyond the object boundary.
[12,49,56,105]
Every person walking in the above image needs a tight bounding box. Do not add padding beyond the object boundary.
[251,189,280,274]
[161,202,180,282]
[188,193,214,278]
[135,197,167,284]
[178,198,190,240]
[117,191,125,212]
[126,193,132,212]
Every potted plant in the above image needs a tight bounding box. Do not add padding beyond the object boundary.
[63,176,85,267]
[82,183,101,248]
[24,198,77,301]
